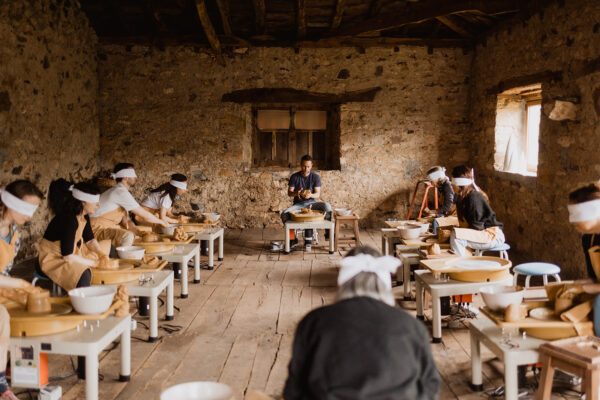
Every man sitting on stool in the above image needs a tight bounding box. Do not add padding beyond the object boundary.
[282,155,332,250]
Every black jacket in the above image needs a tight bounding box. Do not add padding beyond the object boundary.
[457,191,503,230]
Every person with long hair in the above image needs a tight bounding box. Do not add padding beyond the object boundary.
[140,174,188,225]
[567,182,600,335]
[90,163,167,247]
[425,166,455,217]
[39,181,111,291]
[0,180,43,400]
[449,166,505,256]
[284,246,440,400]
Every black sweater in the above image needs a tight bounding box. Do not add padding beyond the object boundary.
[437,180,455,216]
[457,191,503,231]
[283,297,440,400]
[43,213,94,256]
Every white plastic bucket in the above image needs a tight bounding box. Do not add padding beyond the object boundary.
[160,382,233,400]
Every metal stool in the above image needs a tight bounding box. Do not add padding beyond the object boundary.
[512,262,561,288]
[474,243,510,260]
[407,180,438,219]
[31,261,63,297]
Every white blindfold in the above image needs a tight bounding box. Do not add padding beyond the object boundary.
[568,199,600,223]
[110,168,137,180]
[170,180,187,190]
[452,177,474,187]
[0,189,38,217]
[428,170,446,181]
[338,254,401,290]
[69,186,100,203]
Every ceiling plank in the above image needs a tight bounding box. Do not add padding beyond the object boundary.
[222,87,382,104]
[252,0,266,34]
[330,0,519,37]
[436,15,472,37]
[215,0,233,36]
[194,0,225,65]
[297,0,307,38]
[330,0,346,30]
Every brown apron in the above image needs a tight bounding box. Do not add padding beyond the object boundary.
[453,226,500,244]
[90,207,132,247]
[38,215,98,291]
[588,241,600,282]
[0,227,18,272]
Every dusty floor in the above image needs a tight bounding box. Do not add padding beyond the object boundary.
[14,229,574,399]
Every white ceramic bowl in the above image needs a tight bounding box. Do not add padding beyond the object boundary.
[414,222,430,234]
[160,224,178,235]
[397,224,421,239]
[334,208,352,216]
[203,213,221,222]
[479,286,524,312]
[69,286,116,315]
[116,245,146,260]
[160,382,233,400]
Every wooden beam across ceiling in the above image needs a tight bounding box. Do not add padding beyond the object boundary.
[330,0,346,30]
[330,0,520,37]
[297,0,307,38]
[222,87,382,104]
[194,0,224,65]
[436,15,472,37]
[252,0,266,35]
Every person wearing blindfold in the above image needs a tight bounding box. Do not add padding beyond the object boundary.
[140,174,188,226]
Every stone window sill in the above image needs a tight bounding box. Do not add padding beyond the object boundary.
[492,170,537,188]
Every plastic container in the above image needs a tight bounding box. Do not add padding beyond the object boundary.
[479,286,524,312]
[160,382,233,400]
[69,286,116,315]
[334,208,352,216]
[397,224,422,240]
[116,246,146,260]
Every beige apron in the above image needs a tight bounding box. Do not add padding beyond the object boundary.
[588,241,600,282]
[453,226,500,244]
[0,227,18,272]
[38,215,98,291]
[90,207,132,247]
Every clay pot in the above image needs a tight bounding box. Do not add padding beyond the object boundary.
[142,233,161,243]
[504,303,528,322]
[27,290,51,314]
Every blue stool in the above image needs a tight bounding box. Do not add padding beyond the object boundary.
[513,262,561,288]
[474,243,510,260]
[31,262,63,297]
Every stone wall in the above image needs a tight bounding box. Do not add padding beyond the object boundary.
[0,0,99,257]
[469,0,600,278]
[97,45,472,228]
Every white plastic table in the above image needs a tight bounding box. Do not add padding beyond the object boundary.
[10,315,131,400]
[381,228,403,256]
[284,220,335,254]
[153,243,200,297]
[106,270,174,342]
[470,318,545,400]
[397,247,420,300]
[193,227,224,269]
[414,269,513,343]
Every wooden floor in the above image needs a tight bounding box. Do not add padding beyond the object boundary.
[32,229,573,400]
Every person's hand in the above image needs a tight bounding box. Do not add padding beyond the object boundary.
[15,278,32,289]
[0,389,19,400]
[158,219,169,227]
[296,189,303,198]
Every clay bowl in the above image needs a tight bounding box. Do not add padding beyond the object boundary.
[27,290,51,314]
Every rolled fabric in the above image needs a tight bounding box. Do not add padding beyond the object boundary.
[428,170,446,181]
[110,168,137,179]
[0,189,38,217]
[452,177,474,187]
[568,199,600,223]
[169,180,187,190]
[338,254,401,290]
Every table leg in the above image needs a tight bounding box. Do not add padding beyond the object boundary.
[166,275,174,321]
[329,226,334,254]
[415,276,424,319]
[432,291,442,343]
[120,317,131,381]
[470,330,483,391]
[504,357,519,400]
[218,231,224,261]
[149,295,159,342]
[381,236,387,256]
[193,246,200,284]
[536,354,555,400]
[180,259,189,299]
[284,226,290,254]
[208,238,215,268]
[85,353,99,400]
[403,259,411,300]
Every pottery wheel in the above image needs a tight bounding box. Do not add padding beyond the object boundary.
[7,303,73,318]
[453,259,503,270]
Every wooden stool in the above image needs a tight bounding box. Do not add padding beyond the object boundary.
[334,214,361,251]
[537,336,600,400]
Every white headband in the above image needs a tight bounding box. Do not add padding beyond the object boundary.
[452,177,474,187]
[70,186,100,203]
[110,168,137,180]
[170,180,187,190]
[428,170,446,181]
[0,189,38,217]
[338,254,401,290]
[568,199,600,223]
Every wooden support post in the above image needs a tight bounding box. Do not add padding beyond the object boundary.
[331,0,346,30]
[436,15,473,37]
[252,0,266,35]
[215,0,233,36]
[297,0,306,39]
[194,0,224,65]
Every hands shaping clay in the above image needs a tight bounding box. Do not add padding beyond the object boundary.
[301,189,311,199]
[177,215,190,224]
[142,233,161,242]
[97,257,119,270]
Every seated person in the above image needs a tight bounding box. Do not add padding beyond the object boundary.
[449,166,505,256]
[283,246,440,400]
[39,181,111,291]
[281,155,332,248]
[140,173,188,226]
[90,163,167,247]
[425,165,456,234]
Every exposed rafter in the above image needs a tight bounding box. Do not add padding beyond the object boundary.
[297,0,307,38]
[215,0,232,36]
[330,0,520,37]
[194,0,224,65]
[331,0,346,31]
[252,0,266,35]
[436,15,472,37]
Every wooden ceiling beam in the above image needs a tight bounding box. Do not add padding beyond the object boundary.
[194,0,225,65]
[297,0,307,38]
[215,0,233,36]
[436,15,472,37]
[222,87,382,104]
[330,0,520,37]
[252,0,266,35]
[330,0,346,30]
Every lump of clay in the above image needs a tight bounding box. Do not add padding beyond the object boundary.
[428,243,441,255]
[504,303,528,322]
[177,215,190,224]
[97,257,119,270]
[301,189,311,199]
[114,285,130,317]
[142,233,161,242]
[173,226,188,241]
